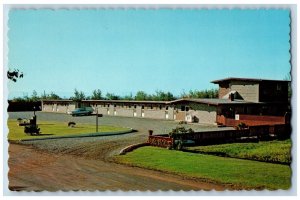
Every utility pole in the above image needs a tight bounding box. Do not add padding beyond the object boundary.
[96,108,99,132]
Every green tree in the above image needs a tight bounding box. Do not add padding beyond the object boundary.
[135,91,148,100]
[31,90,39,101]
[22,94,30,102]
[106,93,120,100]
[71,89,86,101]
[48,92,61,100]
[41,91,47,99]
[152,90,176,101]
[180,90,188,98]
[122,93,134,100]
[182,88,218,99]
[11,97,26,102]
[31,90,40,101]
[90,89,102,100]
[40,91,61,100]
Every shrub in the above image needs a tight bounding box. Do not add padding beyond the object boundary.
[168,126,194,138]
[169,127,195,150]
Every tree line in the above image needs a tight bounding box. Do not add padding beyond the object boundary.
[10,88,219,102]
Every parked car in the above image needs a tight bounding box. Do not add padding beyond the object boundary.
[68,107,94,116]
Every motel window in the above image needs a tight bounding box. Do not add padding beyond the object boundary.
[142,105,144,109]
[134,105,137,109]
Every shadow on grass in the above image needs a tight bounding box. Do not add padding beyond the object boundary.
[31,133,54,136]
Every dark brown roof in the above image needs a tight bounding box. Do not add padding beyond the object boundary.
[211,77,290,84]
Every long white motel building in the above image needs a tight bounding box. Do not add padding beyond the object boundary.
[41,77,290,125]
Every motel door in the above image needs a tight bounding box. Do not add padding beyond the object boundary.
[176,111,186,121]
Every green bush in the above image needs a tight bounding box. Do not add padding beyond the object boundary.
[168,126,194,138]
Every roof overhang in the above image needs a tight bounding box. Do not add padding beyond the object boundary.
[211,77,290,84]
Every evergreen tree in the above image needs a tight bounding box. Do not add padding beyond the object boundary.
[135,91,148,100]
[91,89,102,100]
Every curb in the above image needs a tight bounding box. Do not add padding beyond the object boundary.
[12,128,134,142]
[119,142,150,155]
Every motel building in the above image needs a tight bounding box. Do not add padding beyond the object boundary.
[41,77,290,126]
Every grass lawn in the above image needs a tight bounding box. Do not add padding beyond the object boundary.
[186,140,291,164]
[116,146,291,190]
[8,119,131,141]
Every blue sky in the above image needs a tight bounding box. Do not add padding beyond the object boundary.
[7,9,290,99]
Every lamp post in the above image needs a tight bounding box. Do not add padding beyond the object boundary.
[32,106,37,126]
[95,107,103,132]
